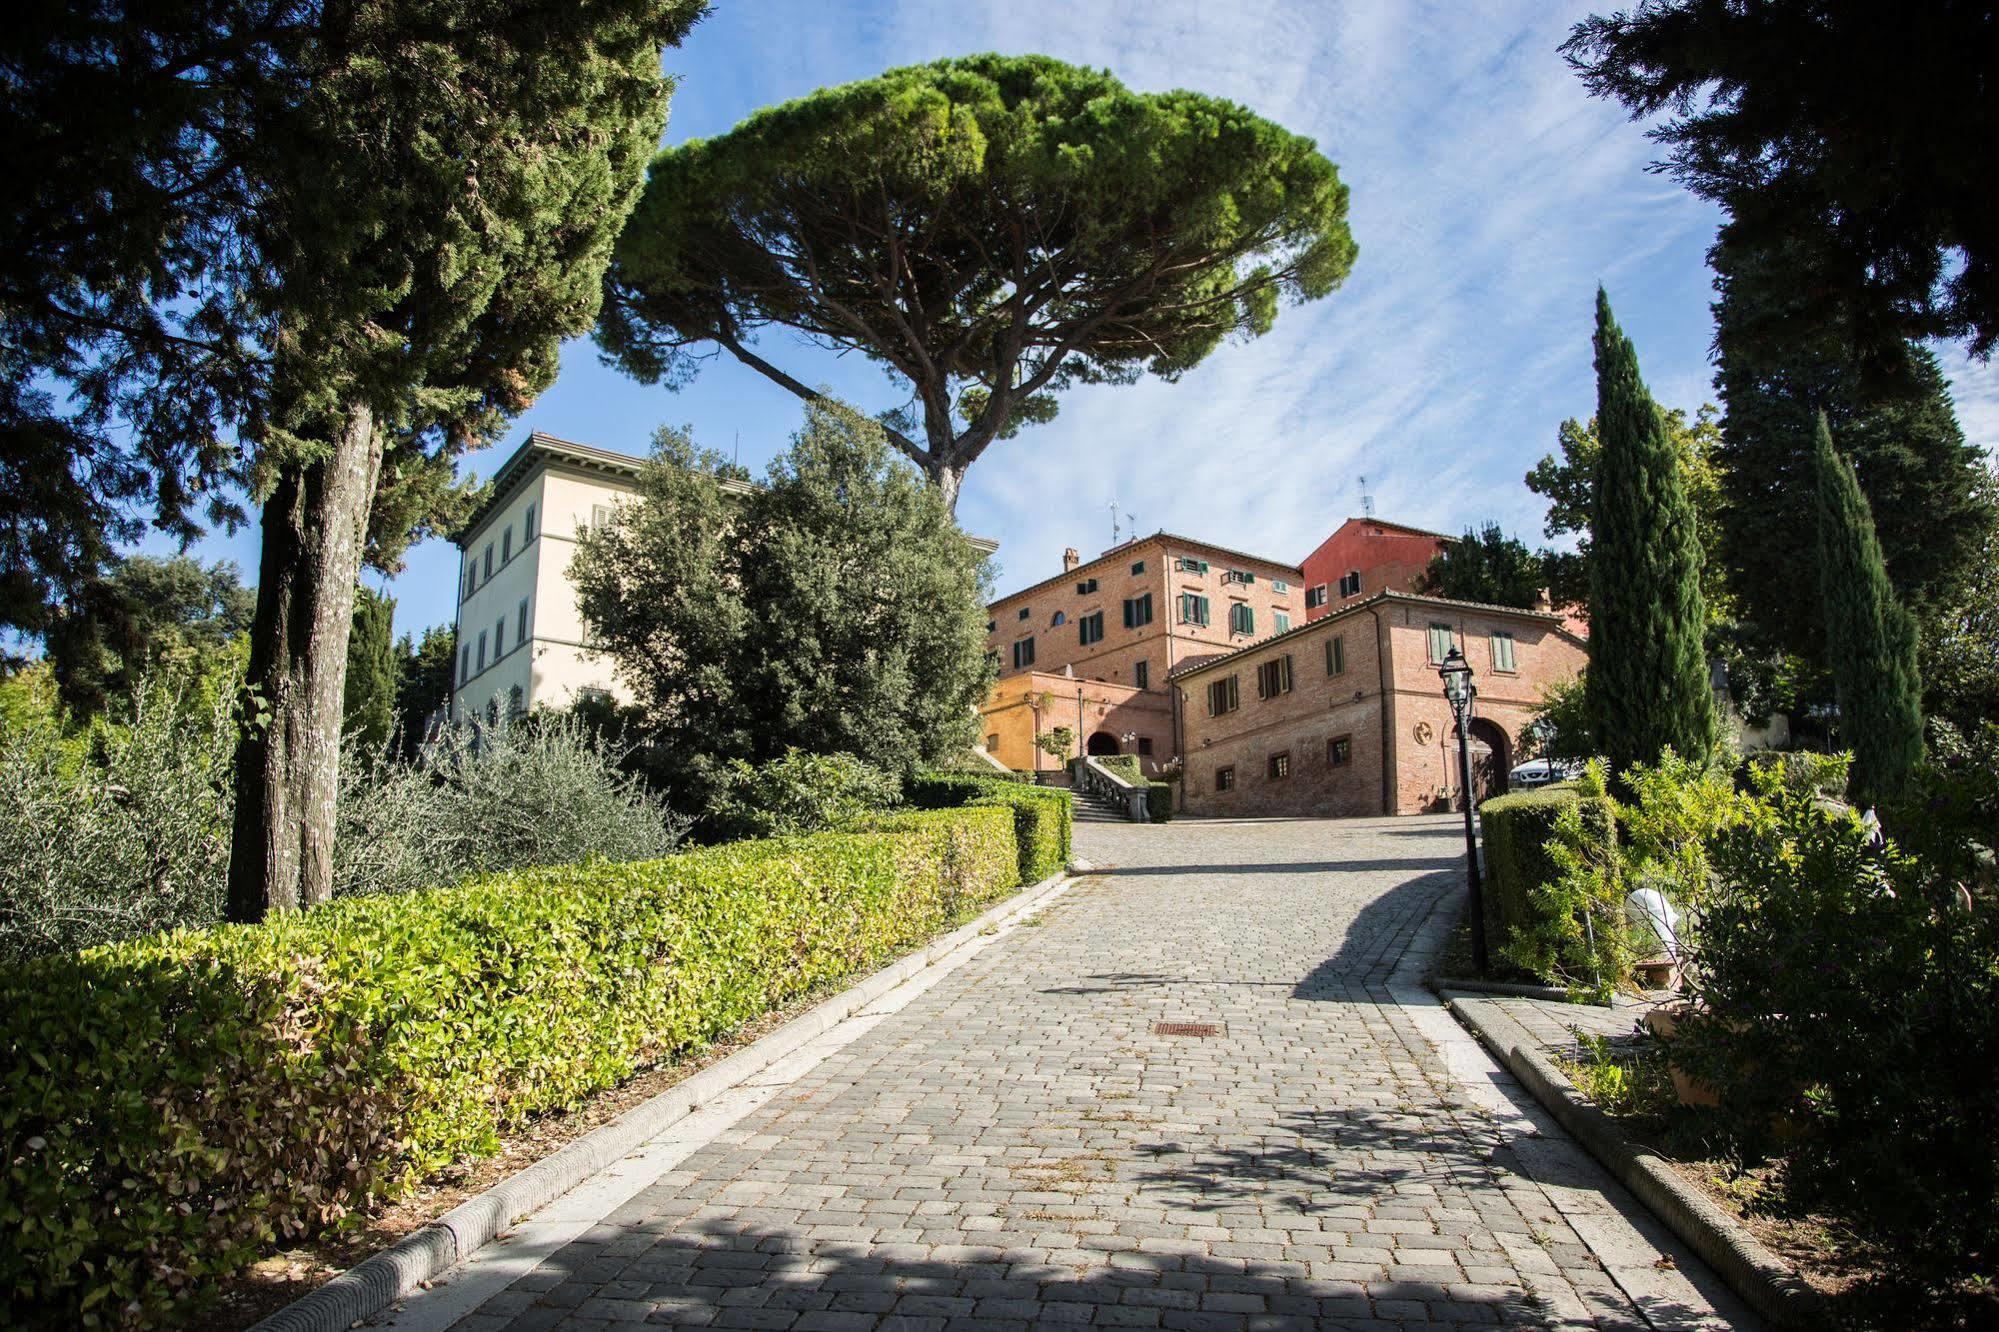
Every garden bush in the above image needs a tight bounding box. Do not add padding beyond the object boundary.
[706,749,901,840]
[333,714,684,898]
[907,771,1072,884]
[0,667,236,965]
[0,804,1021,1326]
[1673,771,1999,1286]
[1479,776,1615,973]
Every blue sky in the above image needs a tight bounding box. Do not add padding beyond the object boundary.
[158,0,1999,638]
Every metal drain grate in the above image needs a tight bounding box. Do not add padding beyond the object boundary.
[1152,1021,1221,1037]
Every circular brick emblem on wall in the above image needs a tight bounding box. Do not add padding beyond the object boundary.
[1412,721,1435,745]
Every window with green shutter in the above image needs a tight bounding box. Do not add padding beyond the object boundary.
[1273,611,1290,634]
[1491,630,1517,672]
[1326,633,1347,676]
[1176,556,1209,574]
[1256,654,1293,699]
[1179,593,1210,626]
[1229,603,1255,635]
[1013,637,1036,668]
[1122,593,1153,628]
[1206,675,1239,716]
[1079,612,1104,646]
[1428,622,1454,663]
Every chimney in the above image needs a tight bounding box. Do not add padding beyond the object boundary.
[1062,547,1081,572]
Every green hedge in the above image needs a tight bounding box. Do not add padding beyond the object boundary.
[1478,783,1616,963]
[907,772,1074,884]
[0,805,1019,1326]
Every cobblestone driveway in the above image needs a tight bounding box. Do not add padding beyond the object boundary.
[435,816,1750,1331]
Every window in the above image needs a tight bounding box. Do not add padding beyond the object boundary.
[1051,610,1067,627]
[985,648,1001,669]
[464,567,475,598]
[1306,584,1328,610]
[1272,578,1290,593]
[1076,577,1099,595]
[476,630,487,671]
[1176,556,1209,574]
[1122,593,1153,628]
[1134,660,1149,690]
[459,644,471,683]
[502,528,512,562]
[1328,735,1352,767]
[517,597,530,641]
[1267,752,1290,780]
[1428,622,1455,664]
[1273,611,1291,634]
[1078,612,1104,646]
[507,684,525,717]
[1256,654,1293,699]
[1018,606,1031,621]
[1138,737,1154,756]
[494,617,505,656]
[578,687,613,707]
[1216,765,1235,792]
[1223,568,1254,585]
[1228,602,1255,636]
[1206,675,1240,716]
[1326,633,1347,676]
[591,503,613,531]
[486,698,500,726]
[1491,630,1517,672]
[986,733,1000,751]
[987,619,997,634]
[1338,570,1362,598]
[523,502,536,539]
[483,544,494,579]
[1131,560,1146,574]
[1178,593,1211,626]
[1012,637,1036,669]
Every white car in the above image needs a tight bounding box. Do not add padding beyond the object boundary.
[1509,758,1579,789]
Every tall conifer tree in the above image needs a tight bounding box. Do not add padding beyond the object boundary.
[1814,415,1923,806]
[342,586,397,754]
[1584,288,1713,775]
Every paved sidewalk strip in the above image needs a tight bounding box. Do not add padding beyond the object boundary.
[388,816,1754,1331]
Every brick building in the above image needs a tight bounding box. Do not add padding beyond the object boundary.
[1172,590,1588,818]
[979,533,1306,773]
[1298,517,1452,618]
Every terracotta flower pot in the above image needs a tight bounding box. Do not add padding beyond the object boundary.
[1644,1001,1719,1109]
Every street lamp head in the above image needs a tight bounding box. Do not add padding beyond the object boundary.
[1438,645,1473,708]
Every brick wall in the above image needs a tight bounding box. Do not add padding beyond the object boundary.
[980,672,1174,778]
[1298,519,1449,620]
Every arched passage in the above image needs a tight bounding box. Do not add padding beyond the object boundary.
[1450,717,1511,807]
[1086,730,1121,757]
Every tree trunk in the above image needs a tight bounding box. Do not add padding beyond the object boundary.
[928,456,966,513]
[227,403,383,921]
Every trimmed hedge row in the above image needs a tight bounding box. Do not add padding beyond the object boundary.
[1478,782,1616,964]
[0,804,1025,1327]
[906,772,1074,884]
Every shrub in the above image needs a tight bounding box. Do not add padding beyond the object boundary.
[907,771,1073,884]
[0,668,236,965]
[707,749,901,841]
[0,805,1021,1326]
[1145,782,1174,823]
[1479,776,1614,969]
[333,714,684,898]
[1674,773,1999,1284]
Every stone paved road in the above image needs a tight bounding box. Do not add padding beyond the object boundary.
[434,816,1751,1331]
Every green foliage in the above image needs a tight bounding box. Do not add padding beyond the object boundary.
[394,624,456,757]
[709,750,903,842]
[1565,3,1999,358]
[1673,775,1999,1284]
[0,805,1020,1325]
[0,666,237,966]
[1527,672,1592,761]
[906,772,1074,885]
[1417,522,1546,609]
[1560,1031,1675,1132]
[1481,774,1618,994]
[41,556,253,717]
[1710,240,1998,670]
[600,52,1355,504]
[1037,726,1077,759]
[342,586,397,753]
[332,715,684,900]
[1528,405,1728,618]
[1814,415,1924,806]
[571,403,994,807]
[1090,755,1173,821]
[1584,289,1715,778]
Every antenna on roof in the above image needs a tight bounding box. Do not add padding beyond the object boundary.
[1359,474,1376,519]
[1109,497,1121,547]
[733,431,740,469]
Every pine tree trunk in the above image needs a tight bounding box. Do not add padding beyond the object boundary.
[929,457,966,513]
[227,403,383,921]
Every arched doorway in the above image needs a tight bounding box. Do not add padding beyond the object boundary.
[1450,718,1511,807]
[1086,731,1121,757]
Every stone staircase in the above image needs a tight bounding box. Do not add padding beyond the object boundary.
[1071,787,1129,823]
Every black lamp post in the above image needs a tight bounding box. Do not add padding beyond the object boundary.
[1439,646,1489,975]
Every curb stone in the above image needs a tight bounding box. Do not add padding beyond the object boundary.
[1444,991,1823,1330]
[1430,975,1579,1002]
[249,866,1078,1332]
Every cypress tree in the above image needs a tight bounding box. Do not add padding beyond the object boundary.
[342,586,397,755]
[1584,288,1714,776]
[1814,415,1924,806]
